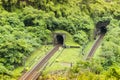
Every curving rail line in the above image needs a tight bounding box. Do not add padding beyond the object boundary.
[86,33,105,60]
[19,44,61,80]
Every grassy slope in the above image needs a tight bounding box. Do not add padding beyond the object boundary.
[12,45,53,78]
[13,30,79,78]
[43,47,82,74]
[42,30,81,73]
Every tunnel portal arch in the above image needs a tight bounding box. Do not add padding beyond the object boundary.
[53,33,65,45]
[94,20,110,39]
[56,35,64,44]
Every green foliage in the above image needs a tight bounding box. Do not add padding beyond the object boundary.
[0,7,54,78]
[106,65,120,79]
[73,30,88,45]
[100,21,120,69]
[0,0,120,79]
[0,63,10,75]
[0,11,24,27]
[20,7,46,27]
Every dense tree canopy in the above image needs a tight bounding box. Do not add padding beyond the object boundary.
[0,0,120,79]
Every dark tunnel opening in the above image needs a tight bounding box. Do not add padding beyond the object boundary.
[100,26,107,34]
[94,20,110,39]
[56,35,64,45]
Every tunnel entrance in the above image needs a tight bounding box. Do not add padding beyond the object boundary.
[56,35,64,45]
[53,33,65,45]
[94,20,110,39]
[100,26,107,34]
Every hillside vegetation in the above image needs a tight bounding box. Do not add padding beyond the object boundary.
[0,0,120,80]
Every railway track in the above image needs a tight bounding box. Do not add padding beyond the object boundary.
[19,44,61,80]
[86,33,105,60]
